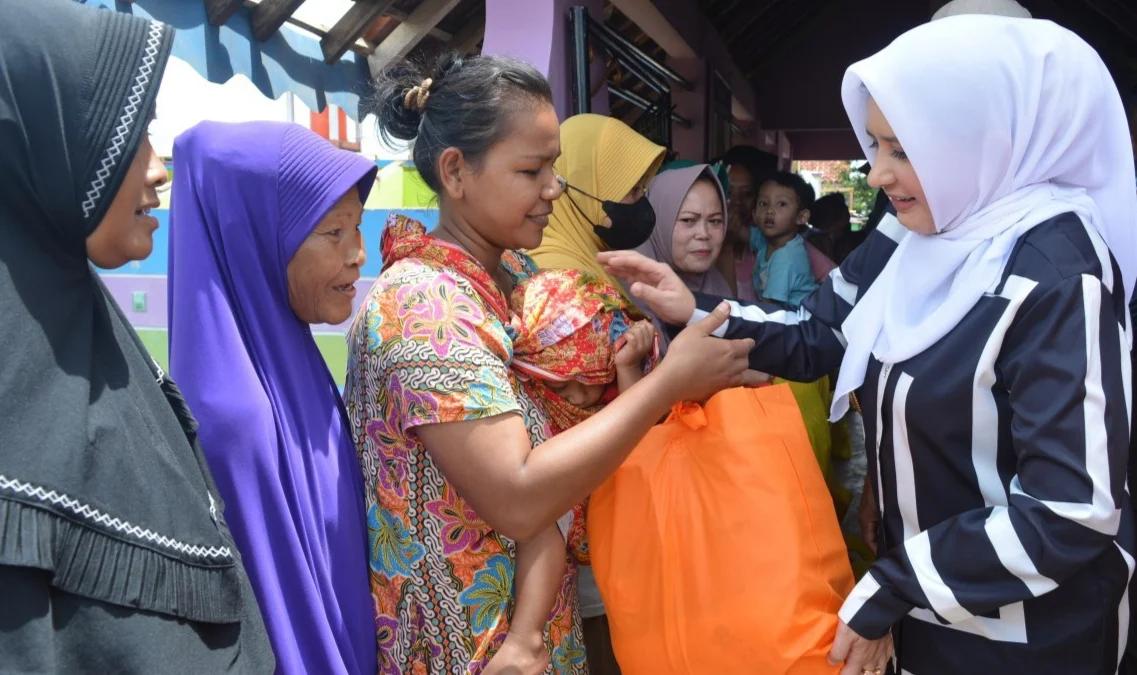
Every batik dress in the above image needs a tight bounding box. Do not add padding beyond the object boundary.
[344,215,587,675]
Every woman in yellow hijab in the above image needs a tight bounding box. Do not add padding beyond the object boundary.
[529,114,665,298]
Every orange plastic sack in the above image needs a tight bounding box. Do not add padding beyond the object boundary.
[588,384,855,674]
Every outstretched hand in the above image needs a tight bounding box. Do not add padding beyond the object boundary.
[654,301,763,402]
[598,250,696,325]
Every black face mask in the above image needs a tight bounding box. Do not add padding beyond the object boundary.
[564,182,657,251]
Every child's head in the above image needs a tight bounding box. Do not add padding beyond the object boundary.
[546,379,607,409]
[755,171,814,244]
[510,268,635,430]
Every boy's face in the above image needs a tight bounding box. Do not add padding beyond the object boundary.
[755,181,809,242]
[547,380,607,408]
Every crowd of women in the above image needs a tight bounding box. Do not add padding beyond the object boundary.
[2,0,1136,673]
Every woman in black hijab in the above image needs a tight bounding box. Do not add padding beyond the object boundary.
[0,1,273,672]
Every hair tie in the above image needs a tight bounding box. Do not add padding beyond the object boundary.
[403,78,433,113]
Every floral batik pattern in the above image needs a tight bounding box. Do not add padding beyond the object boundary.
[508,268,658,566]
[344,214,586,675]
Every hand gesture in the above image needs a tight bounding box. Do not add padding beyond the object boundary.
[598,250,697,325]
[614,320,655,369]
[481,633,549,675]
[827,620,893,675]
[655,302,762,402]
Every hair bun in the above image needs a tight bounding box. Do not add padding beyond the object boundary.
[403,78,432,114]
[366,51,553,194]
[431,51,465,84]
[369,61,427,143]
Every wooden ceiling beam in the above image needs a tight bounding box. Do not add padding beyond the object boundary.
[321,0,399,64]
[385,8,454,43]
[250,0,305,42]
[744,0,839,78]
[367,0,462,75]
[205,0,243,26]
[449,17,486,56]
[721,0,780,45]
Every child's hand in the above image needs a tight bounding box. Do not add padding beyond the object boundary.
[482,632,549,675]
[615,320,656,369]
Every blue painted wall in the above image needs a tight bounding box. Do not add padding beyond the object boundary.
[114,208,439,277]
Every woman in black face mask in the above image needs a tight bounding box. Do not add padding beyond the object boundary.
[528,114,665,303]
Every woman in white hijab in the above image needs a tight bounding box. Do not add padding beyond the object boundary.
[600,15,1137,675]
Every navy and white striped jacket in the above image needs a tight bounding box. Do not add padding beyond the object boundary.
[682,212,1135,674]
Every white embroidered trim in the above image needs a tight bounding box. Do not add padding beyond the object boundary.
[0,474,233,560]
[81,21,164,219]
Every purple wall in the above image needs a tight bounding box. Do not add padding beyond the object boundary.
[482,0,608,120]
[102,276,169,329]
[670,57,706,161]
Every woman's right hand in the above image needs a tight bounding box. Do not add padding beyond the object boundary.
[654,302,758,402]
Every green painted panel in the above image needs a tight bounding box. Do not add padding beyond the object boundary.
[313,333,348,386]
[402,167,437,207]
[137,328,169,372]
[133,328,349,388]
[367,165,405,209]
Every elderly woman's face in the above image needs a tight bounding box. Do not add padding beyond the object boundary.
[286,189,365,325]
[86,134,167,268]
[671,179,725,274]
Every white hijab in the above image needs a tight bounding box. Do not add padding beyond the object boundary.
[831,15,1137,422]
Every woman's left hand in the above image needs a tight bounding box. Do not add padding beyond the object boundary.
[482,633,549,675]
[828,620,893,675]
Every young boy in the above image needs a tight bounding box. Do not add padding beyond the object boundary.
[751,171,819,308]
[485,268,655,673]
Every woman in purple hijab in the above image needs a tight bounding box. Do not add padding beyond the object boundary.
[167,120,378,675]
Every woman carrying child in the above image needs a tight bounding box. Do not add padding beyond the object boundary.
[345,52,755,675]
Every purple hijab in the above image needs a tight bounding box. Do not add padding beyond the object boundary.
[168,121,378,675]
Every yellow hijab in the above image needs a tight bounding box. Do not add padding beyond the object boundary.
[528,114,665,290]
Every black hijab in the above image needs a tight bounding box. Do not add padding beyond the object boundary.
[0,0,244,623]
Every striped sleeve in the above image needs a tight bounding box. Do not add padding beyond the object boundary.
[682,251,870,382]
[687,291,845,382]
[674,217,903,382]
[839,274,1131,640]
